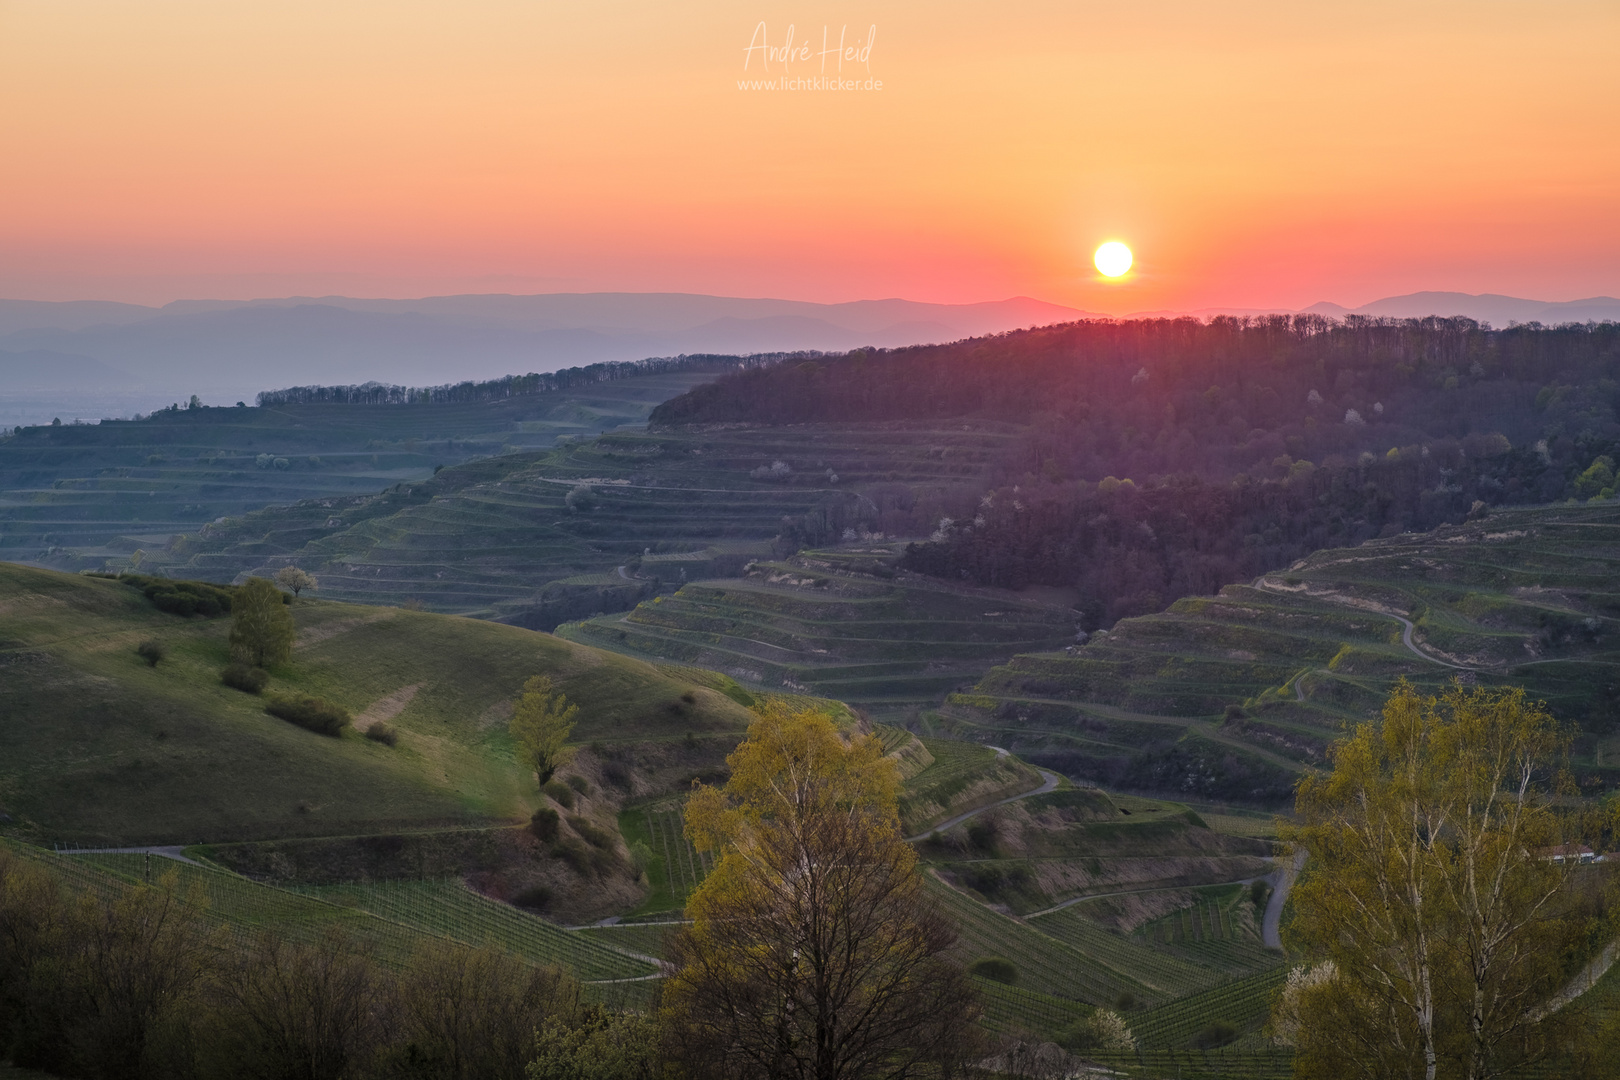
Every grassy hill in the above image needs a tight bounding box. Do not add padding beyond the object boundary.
[0,369,724,569]
[559,547,1077,717]
[948,502,1620,804]
[0,560,768,919]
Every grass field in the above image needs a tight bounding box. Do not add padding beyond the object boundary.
[0,561,754,847]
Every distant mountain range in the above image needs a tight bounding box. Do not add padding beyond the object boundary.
[0,289,1615,403]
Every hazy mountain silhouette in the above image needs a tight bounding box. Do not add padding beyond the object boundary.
[0,293,1095,397]
[1301,291,1620,326]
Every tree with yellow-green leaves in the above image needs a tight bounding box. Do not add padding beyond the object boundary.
[1281,681,1607,1080]
[228,577,295,668]
[663,702,980,1080]
[509,676,578,786]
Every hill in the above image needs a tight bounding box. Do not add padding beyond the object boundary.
[131,420,1018,625]
[0,560,764,920]
[560,547,1078,717]
[945,501,1620,805]
[0,363,736,569]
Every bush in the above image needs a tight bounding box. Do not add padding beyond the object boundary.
[1251,879,1271,908]
[1194,1020,1238,1049]
[364,723,398,747]
[543,780,575,809]
[565,775,590,796]
[221,663,270,694]
[126,575,235,618]
[136,639,166,667]
[568,816,615,850]
[265,693,351,737]
[529,807,560,842]
[967,957,1017,985]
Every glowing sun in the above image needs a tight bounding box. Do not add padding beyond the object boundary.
[1094,241,1133,278]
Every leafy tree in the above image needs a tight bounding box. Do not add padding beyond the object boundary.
[528,1005,663,1080]
[229,577,295,668]
[509,676,579,786]
[275,566,318,597]
[1282,682,1597,1080]
[664,703,980,1080]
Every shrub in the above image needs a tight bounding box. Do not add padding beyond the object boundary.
[1250,879,1270,908]
[221,663,270,694]
[568,816,615,850]
[136,639,166,667]
[601,760,632,789]
[542,780,575,809]
[128,576,234,618]
[513,885,553,910]
[265,693,351,737]
[564,484,596,511]
[565,775,590,796]
[529,807,560,842]
[364,723,398,747]
[968,957,1017,985]
[1194,1020,1238,1049]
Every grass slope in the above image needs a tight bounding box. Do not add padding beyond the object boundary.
[0,561,754,845]
[952,502,1620,803]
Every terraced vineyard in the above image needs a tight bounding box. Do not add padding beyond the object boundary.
[1,370,722,570]
[295,878,653,979]
[19,847,655,983]
[951,503,1620,803]
[139,420,1020,625]
[563,548,1076,715]
[620,800,712,915]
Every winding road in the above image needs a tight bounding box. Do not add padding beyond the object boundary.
[903,762,1063,843]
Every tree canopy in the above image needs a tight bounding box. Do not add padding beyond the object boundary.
[509,676,579,786]
[228,577,295,668]
[664,703,979,1080]
[1280,682,1607,1080]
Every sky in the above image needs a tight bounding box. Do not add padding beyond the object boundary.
[2,0,1617,313]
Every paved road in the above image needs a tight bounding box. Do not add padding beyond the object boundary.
[904,766,1062,842]
[62,845,202,867]
[1263,848,1307,949]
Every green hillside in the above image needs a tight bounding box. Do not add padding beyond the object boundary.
[0,560,762,845]
[950,502,1620,804]
[0,369,722,569]
[560,547,1077,716]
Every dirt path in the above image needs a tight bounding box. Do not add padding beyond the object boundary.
[1253,577,1471,671]
[904,767,1062,842]
[355,683,423,731]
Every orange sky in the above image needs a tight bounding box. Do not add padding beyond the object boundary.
[2,1,1616,311]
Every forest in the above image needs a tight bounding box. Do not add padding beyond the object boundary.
[654,316,1620,625]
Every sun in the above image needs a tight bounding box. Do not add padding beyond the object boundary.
[1094,241,1133,278]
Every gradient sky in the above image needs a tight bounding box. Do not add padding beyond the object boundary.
[2,1,1617,312]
